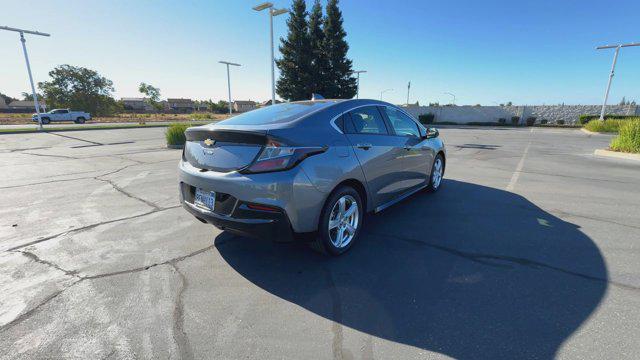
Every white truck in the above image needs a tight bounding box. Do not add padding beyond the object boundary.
[32,109,92,124]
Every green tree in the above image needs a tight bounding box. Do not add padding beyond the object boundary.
[322,0,356,99]
[276,0,313,101]
[138,82,163,111]
[21,92,44,101]
[0,92,17,105]
[38,65,119,116]
[308,0,329,96]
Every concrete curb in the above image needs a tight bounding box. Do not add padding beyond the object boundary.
[594,149,640,162]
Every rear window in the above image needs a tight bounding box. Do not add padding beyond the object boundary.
[218,102,334,125]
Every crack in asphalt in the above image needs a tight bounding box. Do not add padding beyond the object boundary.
[6,205,181,252]
[21,152,79,159]
[367,231,640,291]
[94,176,161,211]
[1,244,215,333]
[170,263,195,360]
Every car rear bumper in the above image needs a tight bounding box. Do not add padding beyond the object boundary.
[180,191,295,242]
[178,159,327,236]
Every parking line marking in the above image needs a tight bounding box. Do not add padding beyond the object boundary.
[506,140,531,192]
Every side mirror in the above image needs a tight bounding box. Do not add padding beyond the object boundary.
[424,128,439,139]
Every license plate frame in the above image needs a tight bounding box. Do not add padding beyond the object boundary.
[194,188,216,211]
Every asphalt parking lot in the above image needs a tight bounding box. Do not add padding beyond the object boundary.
[1,126,639,359]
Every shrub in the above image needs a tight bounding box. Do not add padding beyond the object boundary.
[556,120,565,125]
[192,113,215,120]
[498,118,506,125]
[540,119,548,124]
[526,117,536,126]
[610,119,640,153]
[165,123,190,146]
[418,113,435,124]
[580,114,638,125]
[584,118,636,133]
[511,116,520,125]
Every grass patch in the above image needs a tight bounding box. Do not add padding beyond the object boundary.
[165,123,191,146]
[583,118,637,133]
[610,119,640,153]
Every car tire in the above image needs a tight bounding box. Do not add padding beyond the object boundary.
[41,117,50,124]
[75,117,86,124]
[311,186,363,256]
[426,153,445,192]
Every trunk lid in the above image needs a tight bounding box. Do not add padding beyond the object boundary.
[184,127,267,172]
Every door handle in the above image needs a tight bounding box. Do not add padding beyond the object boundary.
[356,143,372,150]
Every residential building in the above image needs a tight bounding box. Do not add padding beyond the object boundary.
[0,97,7,110]
[194,101,210,112]
[121,97,154,112]
[233,100,257,113]
[165,98,195,113]
[259,99,282,107]
[8,100,47,112]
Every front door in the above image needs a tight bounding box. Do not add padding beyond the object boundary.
[343,106,411,208]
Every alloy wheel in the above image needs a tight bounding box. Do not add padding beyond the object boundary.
[328,195,359,249]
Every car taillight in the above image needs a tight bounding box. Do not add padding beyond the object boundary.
[241,140,326,174]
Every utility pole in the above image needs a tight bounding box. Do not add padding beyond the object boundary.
[353,70,366,99]
[219,61,241,115]
[406,81,411,105]
[380,88,392,101]
[596,42,639,120]
[1,26,50,130]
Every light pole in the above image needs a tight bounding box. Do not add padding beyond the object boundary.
[253,2,288,106]
[219,61,241,115]
[353,70,366,99]
[380,88,393,101]
[444,92,456,105]
[406,81,411,105]
[1,26,50,130]
[596,42,639,120]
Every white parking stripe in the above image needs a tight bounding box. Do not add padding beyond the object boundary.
[506,139,532,192]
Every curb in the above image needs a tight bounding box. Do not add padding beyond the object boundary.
[167,144,184,149]
[580,128,617,136]
[594,149,640,162]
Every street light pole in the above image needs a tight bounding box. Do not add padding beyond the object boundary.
[380,88,392,101]
[596,42,639,121]
[444,92,456,105]
[406,81,411,105]
[253,3,288,106]
[1,26,50,131]
[353,70,366,99]
[219,61,241,115]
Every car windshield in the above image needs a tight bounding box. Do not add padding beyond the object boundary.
[218,101,335,125]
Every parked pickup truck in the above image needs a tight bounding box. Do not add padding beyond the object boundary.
[32,109,92,124]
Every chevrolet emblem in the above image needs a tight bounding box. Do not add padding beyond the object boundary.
[203,138,215,146]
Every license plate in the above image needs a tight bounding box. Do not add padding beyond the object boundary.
[194,188,216,211]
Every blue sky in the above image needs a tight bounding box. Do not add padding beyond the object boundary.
[1,0,639,105]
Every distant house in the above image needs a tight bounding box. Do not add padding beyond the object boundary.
[166,98,195,113]
[8,100,47,112]
[259,99,282,107]
[194,101,210,112]
[233,100,257,113]
[121,97,154,112]
[0,97,7,110]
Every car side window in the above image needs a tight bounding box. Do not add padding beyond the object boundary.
[384,107,420,137]
[61,110,69,114]
[346,107,389,135]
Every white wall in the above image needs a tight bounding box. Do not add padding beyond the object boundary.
[402,104,639,124]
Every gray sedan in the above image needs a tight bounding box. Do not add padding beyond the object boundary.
[178,99,445,255]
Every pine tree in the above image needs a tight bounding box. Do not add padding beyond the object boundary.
[275,0,313,101]
[308,0,329,96]
[323,0,357,99]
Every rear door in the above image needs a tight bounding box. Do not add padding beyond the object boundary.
[382,106,434,190]
[342,106,411,208]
